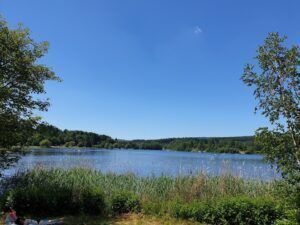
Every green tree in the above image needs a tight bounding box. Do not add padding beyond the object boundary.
[39,139,52,148]
[241,32,299,185]
[0,17,60,175]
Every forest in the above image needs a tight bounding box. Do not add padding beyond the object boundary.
[28,123,258,153]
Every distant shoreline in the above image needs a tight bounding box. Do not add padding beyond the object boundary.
[27,124,259,154]
[29,145,258,155]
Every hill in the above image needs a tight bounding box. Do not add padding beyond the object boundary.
[28,124,259,153]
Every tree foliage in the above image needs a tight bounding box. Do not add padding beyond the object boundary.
[0,17,60,174]
[242,32,300,185]
[29,123,257,153]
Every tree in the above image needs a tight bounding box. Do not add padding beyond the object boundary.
[0,16,60,175]
[39,139,52,148]
[241,32,299,186]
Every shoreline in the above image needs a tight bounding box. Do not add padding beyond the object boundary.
[29,145,260,155]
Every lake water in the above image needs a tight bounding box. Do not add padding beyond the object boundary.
[4,148,280,180]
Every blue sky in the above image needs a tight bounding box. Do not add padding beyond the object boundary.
[1,0,300,139]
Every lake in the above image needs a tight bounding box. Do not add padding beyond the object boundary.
[4,148,280,180]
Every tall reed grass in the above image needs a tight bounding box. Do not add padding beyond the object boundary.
[4,167,278,201]
[0,167,291,224]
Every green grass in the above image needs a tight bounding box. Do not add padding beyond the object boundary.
[0,167,295,224]
[64,214,204,225]
[9,167,277,200]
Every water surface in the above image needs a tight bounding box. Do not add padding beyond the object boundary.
[5,148,279,180]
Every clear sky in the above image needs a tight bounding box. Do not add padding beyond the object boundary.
[1,0,300,139]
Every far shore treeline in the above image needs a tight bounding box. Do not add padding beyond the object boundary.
[29,123,258,153]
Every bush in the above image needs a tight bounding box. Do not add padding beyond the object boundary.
[7,186,72,215]
[77,142,84,147]
[39,139,52,147]
[65,141,76,147]
[142,201,165,216]
[82,187,106,215]
[4,182,107,215]
[275,208,299,225]
[215,198,283,225]
[170,197,284,225]
[111,191,141,214]
[171,201,194,219]
[170,200,213,223]
[296,192,300,224]
[275,219,297,225]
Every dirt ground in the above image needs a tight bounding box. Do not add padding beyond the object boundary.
[1,213,204,225]
[64,214,203,225]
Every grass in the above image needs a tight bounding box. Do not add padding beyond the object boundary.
[6,167,277,201]
[0,167,295,224]
[64,214,204,225]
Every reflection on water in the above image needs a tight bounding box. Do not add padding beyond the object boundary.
[4,148,280,180]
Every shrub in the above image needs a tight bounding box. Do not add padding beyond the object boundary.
[8,186,73,215]
[213,197,257,225]
[296,192,300,224]
[169,197,283,225]
[0,191,14,210]
[82,187,106,215]
[5,181,107,215]
[77,142,84,147]
[39,139,52,147]
[170,201,213,223]
[275,219,297,225]
[170,201,195,219]
[142,201,165,216]
[111,191,141,214]
[65,141,76,147]
[190,202,214,223]
[275,208,299,225]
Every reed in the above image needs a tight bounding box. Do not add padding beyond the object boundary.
[2,167,279,202]
[0,167,290,224]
